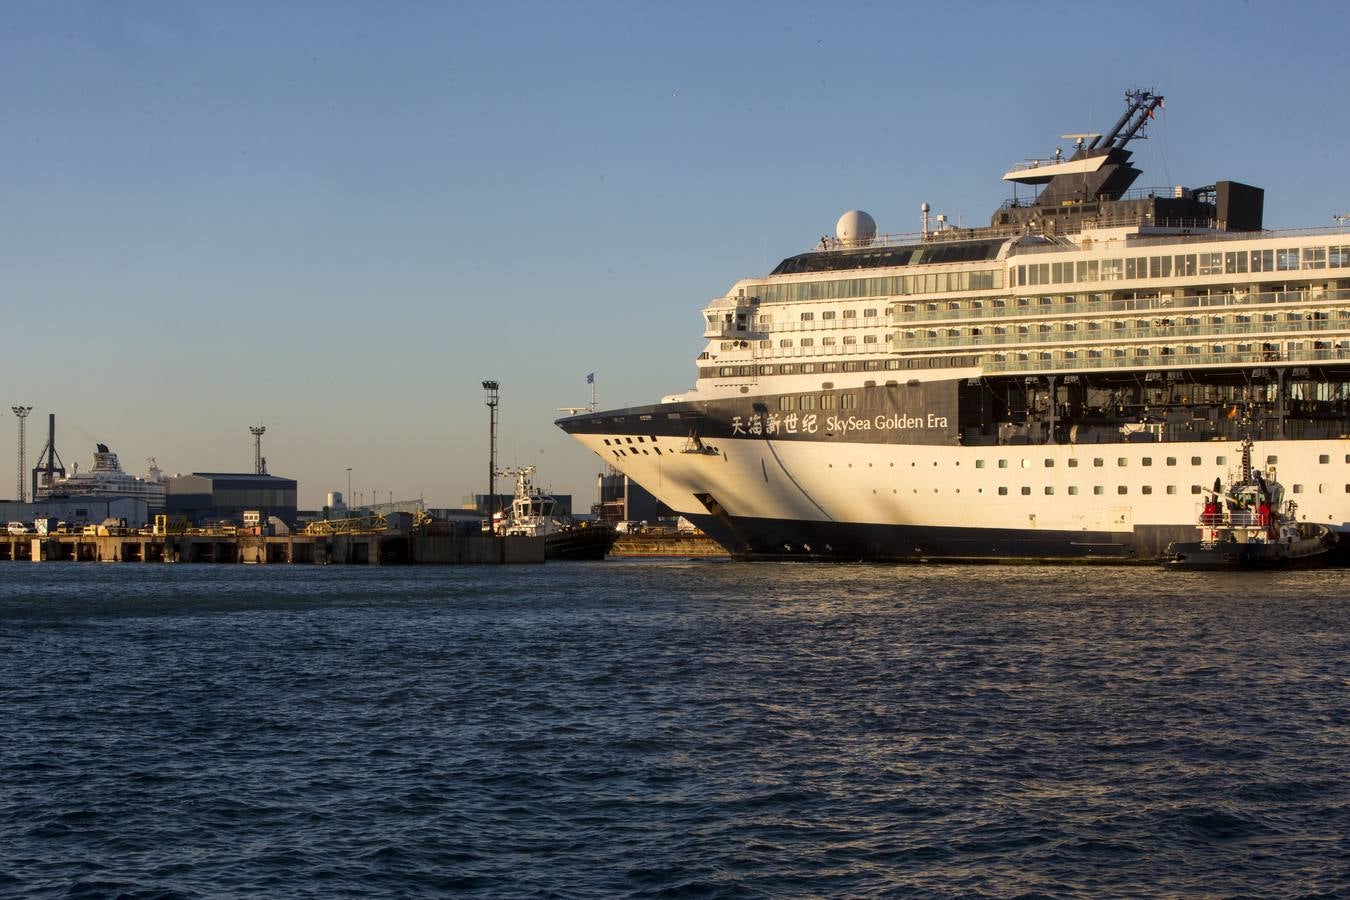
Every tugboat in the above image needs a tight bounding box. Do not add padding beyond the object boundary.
[1161,437,1335,570]
[496,466,617,561]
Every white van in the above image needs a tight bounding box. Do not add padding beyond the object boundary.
[7,521,28,535]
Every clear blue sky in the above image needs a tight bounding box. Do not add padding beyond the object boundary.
[4,0,1348,509]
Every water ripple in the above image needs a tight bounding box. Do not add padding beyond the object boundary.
[1,562,1347,897]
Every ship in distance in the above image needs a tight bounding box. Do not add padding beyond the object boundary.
[558,89,1350,562]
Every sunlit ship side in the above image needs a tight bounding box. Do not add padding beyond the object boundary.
[558,90,1350,562]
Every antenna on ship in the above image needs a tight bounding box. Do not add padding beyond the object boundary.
[1335,214,1350,226]
[920,202,930,238]
[250,424,267,476]
[11,406,31,502]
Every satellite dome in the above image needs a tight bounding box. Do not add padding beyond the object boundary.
[835,209,877,246]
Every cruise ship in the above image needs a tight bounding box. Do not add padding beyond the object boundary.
[36,444,168,512]
[557,90,1350,561]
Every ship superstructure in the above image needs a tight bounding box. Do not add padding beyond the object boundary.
[558,90,1350,561]
[36,444,168,513]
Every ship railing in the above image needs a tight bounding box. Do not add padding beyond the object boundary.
[979,346,1346,374]
[896,318,1350,351]
[894,287,1350,323]
[786,215,1350,259]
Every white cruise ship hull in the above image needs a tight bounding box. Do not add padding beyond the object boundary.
[561,405,1349,562]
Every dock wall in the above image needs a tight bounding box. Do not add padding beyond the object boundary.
[0,532,544,565]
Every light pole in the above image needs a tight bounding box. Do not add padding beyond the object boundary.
[346,467,352,510]
[12,406,32,502]
[482,380,499,520]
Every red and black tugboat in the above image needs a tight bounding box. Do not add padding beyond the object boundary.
[1161,437,1335,570]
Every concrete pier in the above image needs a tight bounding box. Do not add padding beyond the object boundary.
[0,532,544,565]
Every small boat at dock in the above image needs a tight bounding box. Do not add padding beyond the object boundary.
[496,466,617,561]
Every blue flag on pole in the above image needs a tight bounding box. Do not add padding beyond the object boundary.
[586,372,595,384]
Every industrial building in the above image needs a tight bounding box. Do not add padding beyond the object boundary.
[167,473,298,527]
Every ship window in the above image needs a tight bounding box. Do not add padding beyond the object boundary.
[976,460,985,469]
[1266,455,1278,464]
[998,459,1008,468]
[1093,486,1104,495]
[841,394,858,409]
[1141,485,1152,495]
[603,439,610,445]
[1192,485,1203,494]
[1118,458,1128,467]
[1303,247,1327,269]
[779,340,792,348]
[1142,457,1152,467]
[998,487,1008,496]
[1068,486,1079,495]
[800,364,814,373]
[1216,456,1226,465]
[1166,457,1176,466]
[843,336,857,344]
[800,395,815,410]
[1044,486,1054,495]
[626,437,633,443]
[1319,454,1329,464]
[1293,484,1304,494]
[864,360,881,370]
[864,308,878,317]
[654,446,662,455]
[1068,459,1078,468]
[800,312,814,321]
[1224,252,1248,274]
[1277,249,1300,271]
[822,362,838,372]
[1021,486,1032,495]
[1093,458,1104,467]
[760,366,775,375]
[1021,459,1031,469]
[1166,485,1177,494]
[821,311,836,320]
[1118,485,1128,494]
[864,335,878,344]
[821,395,836,410]
[1044,459,1053,467]
[843,309,857,318]
[801,338,815,347]
[779,364,796,374]
[1192,456,1203,466]
[779,396,795,411]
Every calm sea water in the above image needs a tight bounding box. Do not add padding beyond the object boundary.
[1,561,1347,898]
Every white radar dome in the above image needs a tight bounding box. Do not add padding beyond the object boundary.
[835,209,877,246]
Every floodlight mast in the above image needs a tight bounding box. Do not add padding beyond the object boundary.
[12,406,32,502]
[482,381,500,524]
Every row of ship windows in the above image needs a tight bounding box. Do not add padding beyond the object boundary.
[737,246,1350,308]
[900,310,1340,338]
[1012,246,1350,287]
[745,269,999,305]
[976,484,1346,496]
[793,309,880,321]
[773,335,882,347]
[704,357,975,378]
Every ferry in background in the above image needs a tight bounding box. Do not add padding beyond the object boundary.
[37,444,168,512]
[559,89,1350,562]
